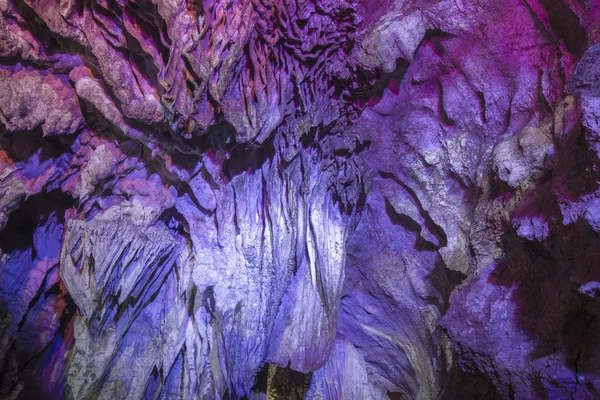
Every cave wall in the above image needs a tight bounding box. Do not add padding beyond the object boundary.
[0,0,599,399]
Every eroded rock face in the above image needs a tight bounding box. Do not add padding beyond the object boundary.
[0,0,599,399]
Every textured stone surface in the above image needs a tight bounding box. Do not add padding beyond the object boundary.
[0,0,599,399]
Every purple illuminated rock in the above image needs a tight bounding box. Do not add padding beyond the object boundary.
[0,0,599,399]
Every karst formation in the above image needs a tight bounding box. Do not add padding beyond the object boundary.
[0,0,599,398]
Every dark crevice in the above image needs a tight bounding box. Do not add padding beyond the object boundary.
[250,363,269,396]
[0,127,77,164]
[413,28,457,59]
[380,171,448,247]
[538,0,587,56]
[223,135,276,180]
[476,91,487,123]
[158,206,191,237]
[346,58,410,107]
[0,190,73,253]
[440,361,503,400]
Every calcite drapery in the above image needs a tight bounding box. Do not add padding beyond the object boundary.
[1,0,600,399]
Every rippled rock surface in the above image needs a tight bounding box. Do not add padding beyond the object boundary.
[0,0,599,399]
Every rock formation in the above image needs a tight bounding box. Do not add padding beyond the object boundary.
[0,0,599,398]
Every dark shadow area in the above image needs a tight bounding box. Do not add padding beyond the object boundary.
[387,391,407,400]
[428,254,467,313]
[248,363,269,398]
[490,219,600,373]
[538,0,587,56]
[553,126,600,201]
[157,206,191,237]
[343,58,410,107]
[440,362,503,400]
[0,128,77,164]
[414,28,457,59]
[0,190,74,253]
[223,137,276,179]
[193,121,276,180]
[488,169,516,200]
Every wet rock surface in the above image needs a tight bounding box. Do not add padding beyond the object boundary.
[0,0,599,399]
